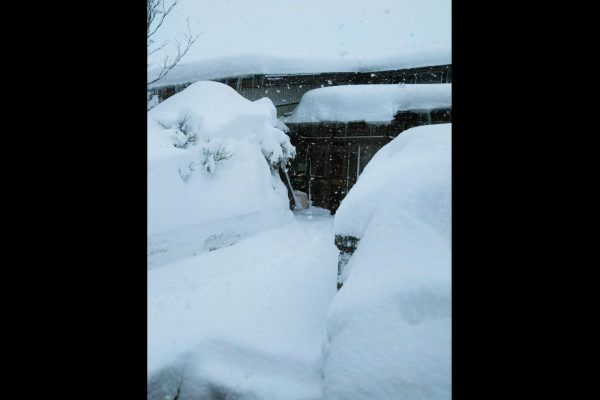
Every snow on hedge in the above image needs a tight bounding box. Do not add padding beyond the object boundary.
[325,124,451,399]
[285,83,451,123]
[147,81,295,237]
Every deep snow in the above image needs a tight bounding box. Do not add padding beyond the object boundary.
[148,209,338,400]
[147,81,295,238]
[147,45,452,398]
[148,125,452,400]
[285,83,451,123]
[335,123,451,240]
[325,124,452,399]
[148,126,452,400]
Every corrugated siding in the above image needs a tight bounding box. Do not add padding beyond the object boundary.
[150,64,453,117]
[285,106,451,212]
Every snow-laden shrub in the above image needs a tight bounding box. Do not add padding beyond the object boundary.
[199,138,232,174]
[147,81,295,236]
[159,112,198,149]
[158,112,233,179]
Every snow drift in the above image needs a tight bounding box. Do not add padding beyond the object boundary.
[285,83,451,123]
[148,212,339,400]
[325,124,452,399]
[147,80,295,244]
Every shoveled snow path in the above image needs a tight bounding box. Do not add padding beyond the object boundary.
[148,209,338,399]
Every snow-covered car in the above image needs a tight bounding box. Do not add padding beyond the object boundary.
[324,123,451,400]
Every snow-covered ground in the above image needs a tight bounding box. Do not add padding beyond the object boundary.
[148,79,346,399]
[148,208,338,400]
[148,125,452,400]
[148,209,293,269]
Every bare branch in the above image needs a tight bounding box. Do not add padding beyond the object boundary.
[147,1,198,87]
[147,18,199,86]
[148,40,169,57]
[148,0,177,40]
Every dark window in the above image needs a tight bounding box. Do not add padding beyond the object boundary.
[226,79,238,89]
[393,111,422,124]
[415,73,441,84]
[430,109,452,123]
[161,87,176,100]
[241,77,254,89]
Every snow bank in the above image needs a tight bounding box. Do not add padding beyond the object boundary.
[334,123,451,239]
[147,81,295,237]
[148,213,339,400]
[285,84,451,123]
[325,124,451,399]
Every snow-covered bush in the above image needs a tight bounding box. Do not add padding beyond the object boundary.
[199,138,232,174]
[160,112,198,149]
[324,124,451,400]
[147,81,296,236]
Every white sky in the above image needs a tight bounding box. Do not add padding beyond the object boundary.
[149,0,451,66]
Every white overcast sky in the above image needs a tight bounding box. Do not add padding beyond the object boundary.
[149,0,451,66]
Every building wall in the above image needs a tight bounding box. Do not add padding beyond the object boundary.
[148,65,452,212]
[286,108,451,212]
[149,64,452,117]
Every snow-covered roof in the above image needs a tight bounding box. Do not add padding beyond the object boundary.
[284,84,451,123]
[148,0,451,87]
[148,49,451,89]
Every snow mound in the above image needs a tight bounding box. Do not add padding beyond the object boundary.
[147,81,296,237]
[148,214,339,400]
[334,123,451,239]
[324,124,451,399]
[285,84,451,123]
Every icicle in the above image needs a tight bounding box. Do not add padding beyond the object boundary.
[307,150,312,205]
[346,152,350,194]
[357,144,361,178]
